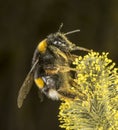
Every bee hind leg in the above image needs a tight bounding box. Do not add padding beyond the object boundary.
[58,89,76,99]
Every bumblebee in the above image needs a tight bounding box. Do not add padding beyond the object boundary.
[17,28,90,108]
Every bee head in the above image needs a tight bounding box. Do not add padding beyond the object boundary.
[37,29,89,54]
[47,32,74,52]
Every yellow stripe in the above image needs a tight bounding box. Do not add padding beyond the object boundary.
[34,77,44,89]
[37,39,47,53]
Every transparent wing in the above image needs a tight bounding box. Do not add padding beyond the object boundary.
[17,59,39,108]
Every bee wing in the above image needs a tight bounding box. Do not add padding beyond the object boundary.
[17,59,39,108]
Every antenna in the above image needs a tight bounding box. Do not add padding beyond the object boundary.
[64,29,80,35]
[58,23,80,35]
[58,23,63,32]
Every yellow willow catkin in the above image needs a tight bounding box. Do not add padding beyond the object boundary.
[59,52,118,130]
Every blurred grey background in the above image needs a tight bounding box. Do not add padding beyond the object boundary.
[0,0,118,130]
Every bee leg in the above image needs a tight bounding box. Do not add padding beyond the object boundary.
[49,45,68,61]
[58,89,76,99]
[56,65,76,72]
[71,46,91,52]
[58,89,88,101]
[44,65,60,74]
[38,90,44,102]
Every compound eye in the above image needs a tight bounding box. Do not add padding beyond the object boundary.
[53,41,61,45]
[53,41,58,45]
[53,40,66,47]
